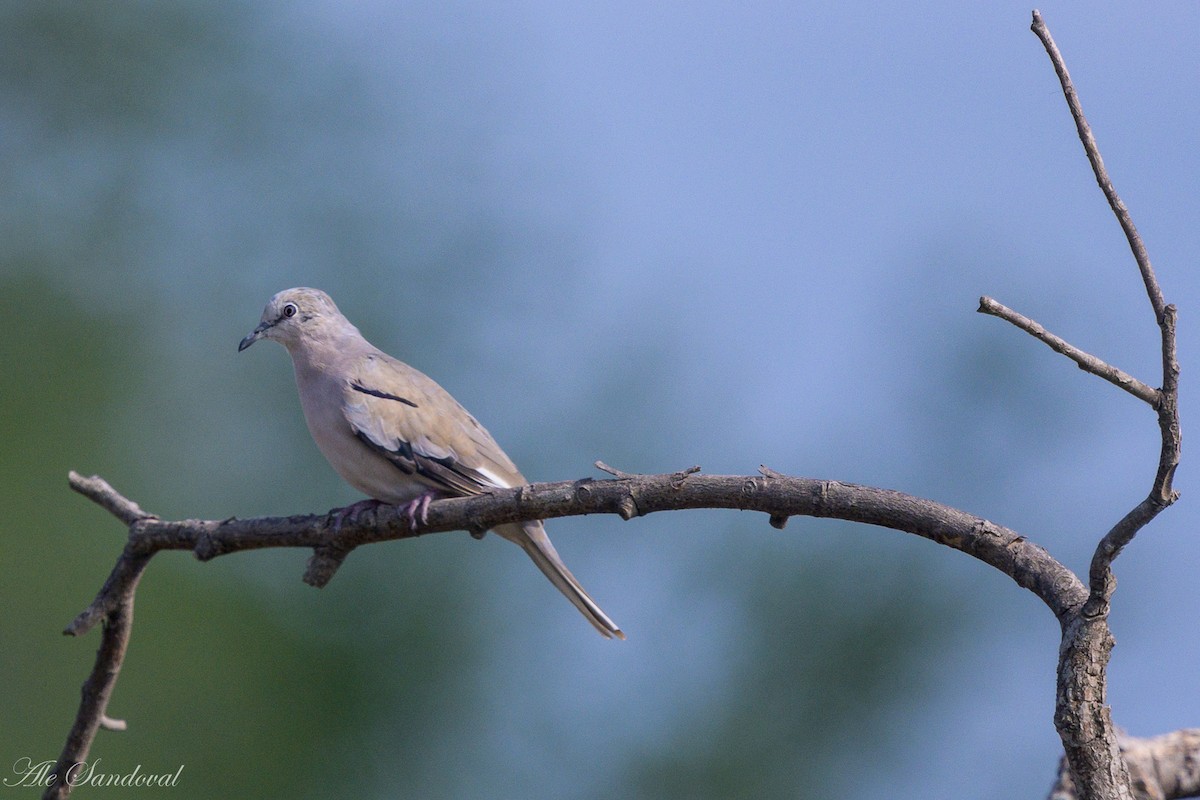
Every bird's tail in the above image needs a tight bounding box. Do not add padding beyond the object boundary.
[497,521,625,640]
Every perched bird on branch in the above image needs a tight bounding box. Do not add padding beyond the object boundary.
[239,287,624,639]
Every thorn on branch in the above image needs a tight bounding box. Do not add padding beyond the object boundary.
[99,715,127,732]
[669,465,701,489]
[594,461,635,478]
[768,514,789,530]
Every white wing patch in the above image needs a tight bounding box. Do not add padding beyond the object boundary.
[475,465,513,489]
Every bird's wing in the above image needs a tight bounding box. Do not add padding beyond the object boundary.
[340,351,526,497]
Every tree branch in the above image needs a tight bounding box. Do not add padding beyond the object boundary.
[68,471,156,527]
[1024,10,1181,800]
[44,548,149,800]
[1028,9,1181,614]
[1029,10,1166,321]
[67,467,1085,619]
[977,296,1159,407]
[48,463,1087,798]
[1048,730,1200,800]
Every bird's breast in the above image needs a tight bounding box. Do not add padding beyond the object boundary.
[293,363,431,505]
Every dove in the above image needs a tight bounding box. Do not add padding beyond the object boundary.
[239,288,624,639]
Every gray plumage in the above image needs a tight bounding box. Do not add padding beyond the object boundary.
[239,287,624,640]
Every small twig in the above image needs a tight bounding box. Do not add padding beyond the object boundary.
[978,296,1159,406]
[1030,10,1166,321]
[68,471,155,526]
[594,460,635,478]
[99,715,127,732]
[64,549,151,637]
[668,465,701,488]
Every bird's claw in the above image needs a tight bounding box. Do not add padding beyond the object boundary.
[331,498,383,532]
[400,493,434,530]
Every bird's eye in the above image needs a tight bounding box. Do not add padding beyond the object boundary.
[282,303,298,319]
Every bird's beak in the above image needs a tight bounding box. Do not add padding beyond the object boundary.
[238,322,271,352]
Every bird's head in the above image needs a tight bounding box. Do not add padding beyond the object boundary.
[238,287,347,353]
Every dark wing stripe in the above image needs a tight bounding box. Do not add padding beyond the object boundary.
[353,430,489,497]
[354,430,416,475]
[350,381,419,408]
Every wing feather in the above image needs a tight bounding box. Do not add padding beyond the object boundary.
[341,352,525,498]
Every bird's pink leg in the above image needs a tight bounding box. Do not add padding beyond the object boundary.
[399,492,435,529]
[329,492,436,532]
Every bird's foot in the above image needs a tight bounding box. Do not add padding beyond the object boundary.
[400,493,435,530]
[330,498,383,532]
